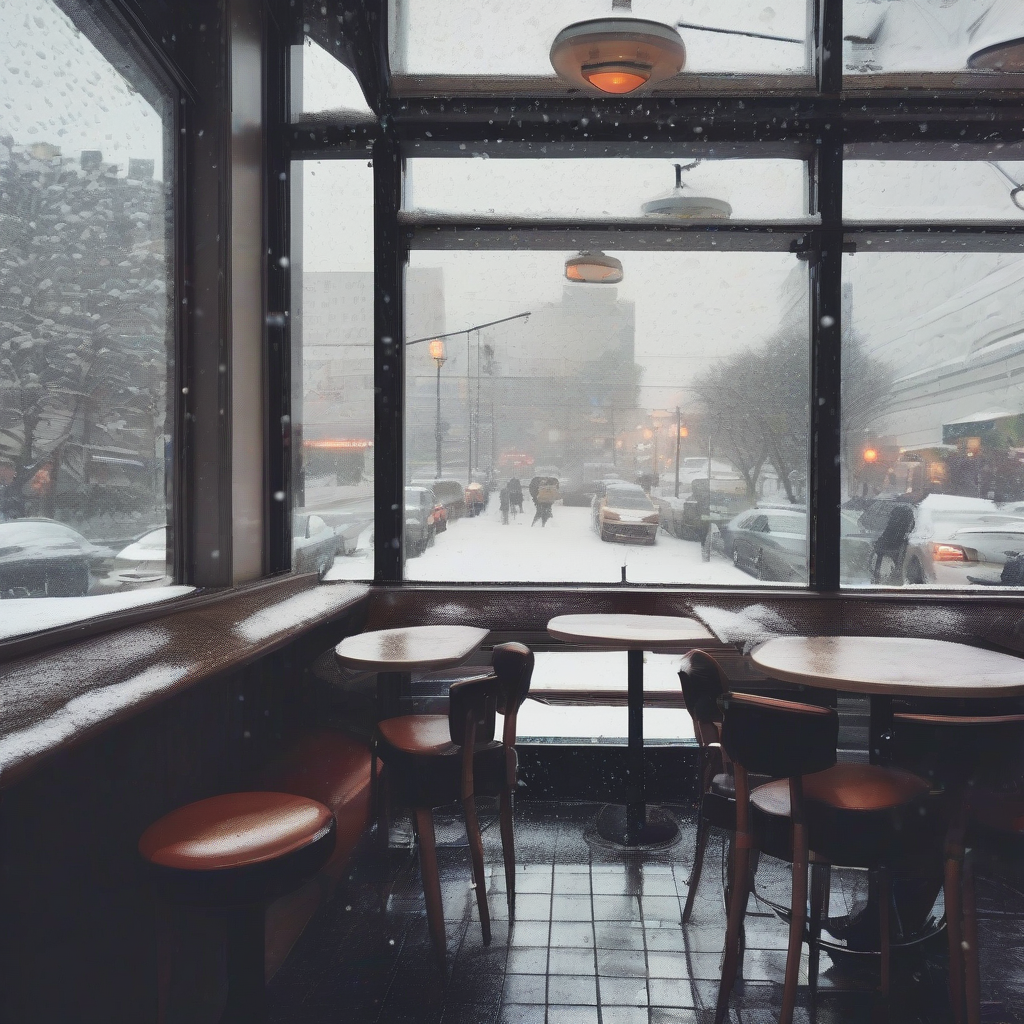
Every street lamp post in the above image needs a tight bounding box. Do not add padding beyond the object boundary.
[429,339,447,479]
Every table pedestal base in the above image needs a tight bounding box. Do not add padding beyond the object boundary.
[590,804,680,851]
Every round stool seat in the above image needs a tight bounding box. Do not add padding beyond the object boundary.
[140,792,335,907]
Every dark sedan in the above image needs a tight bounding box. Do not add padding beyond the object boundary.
[0,519,108,598]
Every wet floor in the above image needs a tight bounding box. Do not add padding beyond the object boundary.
[268,801,1024,1024]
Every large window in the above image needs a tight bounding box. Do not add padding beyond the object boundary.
[291,159,375,581]
[0,0,183,633]
[402,155,812,584]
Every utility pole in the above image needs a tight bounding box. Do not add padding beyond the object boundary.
[674,406,681,498]
[610,405,617,467]
[467,332,473,484]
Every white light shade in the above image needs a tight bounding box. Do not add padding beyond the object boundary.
[550,19,685,95]
[642,194,733,219]
[565,251,624,284]
[968,38,1024,72]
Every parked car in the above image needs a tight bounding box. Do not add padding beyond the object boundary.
[97,527,170,591]
[594,484,659,544]
[678,475,751,542]
[0,518,108,598]
[414,478,466,519]
[292,512,344,576]
[901,494,1024,586]
[720,505,874,583]
[404,486,438,556]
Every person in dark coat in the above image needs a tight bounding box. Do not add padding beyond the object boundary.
[508,477,524,515]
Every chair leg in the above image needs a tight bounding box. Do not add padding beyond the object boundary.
[809,861,830,1003]
[221,903,266,1024]
[714,840,751,1024]
[780,825,809,1024]
[415,808,447,958]
[462,793,492,945]
[499,787,516,922]
[682,811,710,924]
[945,852,966,1024]
[878,867,892,1012]
[962,851,981,1024]
[155,901,174,1024]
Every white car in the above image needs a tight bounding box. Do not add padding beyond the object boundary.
[98,527,170,590]
[902,494,1024,586]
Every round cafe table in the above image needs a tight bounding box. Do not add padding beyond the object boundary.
[547,613,717,848]
[751,635,1024,951]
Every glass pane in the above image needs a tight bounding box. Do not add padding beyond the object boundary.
[404,249,809,584]
[845,156,1024,222]
[292,160,375,580]
[0,0,179,620]
[405,157,812,222]
[841,251,1024,589]
[844,0,1024,83]
[291,38,375,123]
[391,0,813,92]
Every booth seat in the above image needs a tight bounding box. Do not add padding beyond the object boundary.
[259,729,380,977]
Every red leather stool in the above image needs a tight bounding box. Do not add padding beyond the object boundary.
[139,792,336,1024]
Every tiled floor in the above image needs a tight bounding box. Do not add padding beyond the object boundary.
[267,801,1024,1024]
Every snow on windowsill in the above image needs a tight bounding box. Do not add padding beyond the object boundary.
[0,587,195,644]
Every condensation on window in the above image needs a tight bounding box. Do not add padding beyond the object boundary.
[0,0,175,608]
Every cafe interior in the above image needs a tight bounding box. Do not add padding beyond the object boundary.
[8,1,1024,1022]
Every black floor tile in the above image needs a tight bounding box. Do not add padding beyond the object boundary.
[266,801,1024,1024]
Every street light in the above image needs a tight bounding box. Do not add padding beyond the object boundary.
[429,339,447,479]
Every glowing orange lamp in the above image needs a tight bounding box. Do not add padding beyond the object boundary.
[550,19,685,96]
[863,447,879,464]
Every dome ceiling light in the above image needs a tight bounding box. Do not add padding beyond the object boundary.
[565,251,624,284]
[642,161,733,220]
[549,18,686,95]
[969,37,1024,73]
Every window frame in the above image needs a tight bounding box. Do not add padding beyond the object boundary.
[285,0,1024,596]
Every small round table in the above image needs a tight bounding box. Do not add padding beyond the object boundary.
[751,635,1024,951]
[547,613,717,848]
[335,625,489,718]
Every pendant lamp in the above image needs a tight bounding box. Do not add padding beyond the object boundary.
[550,18,685,95]
[565,251,624,284]
[642,161,732,220]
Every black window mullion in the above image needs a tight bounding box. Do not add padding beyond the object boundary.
[374,135,405,581]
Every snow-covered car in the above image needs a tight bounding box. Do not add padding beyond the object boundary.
[97,527,170,590]
[901,495,1024,586]
[404,486,437,557]
[293,513,344,576]
[0,518,108,598]
[595,484,659,544]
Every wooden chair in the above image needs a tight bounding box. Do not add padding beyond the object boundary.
[373,642,534,955]
[892,710,1024,1024]
[716,691,932,1024]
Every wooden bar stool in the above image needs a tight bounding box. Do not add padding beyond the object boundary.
[139,792,336,1024]
[374,642,534,956]
[716,691,932,1024]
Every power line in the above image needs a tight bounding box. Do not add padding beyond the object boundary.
[406,311,532,346]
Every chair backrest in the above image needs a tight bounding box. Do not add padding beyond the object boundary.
[721,691,838,780]
[447,642,535,749]
[678,650,727,750]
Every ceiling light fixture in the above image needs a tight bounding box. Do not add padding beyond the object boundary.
[549,18,685,95]
[968,37,1024,73]
[642,161,732,220]
[565,251,624,284]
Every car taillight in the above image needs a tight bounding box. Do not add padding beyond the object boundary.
[932,542,970,562]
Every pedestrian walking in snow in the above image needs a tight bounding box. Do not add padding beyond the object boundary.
[499,484,510,525]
